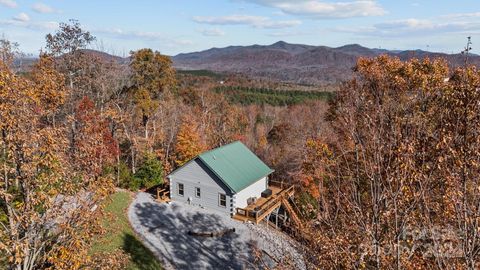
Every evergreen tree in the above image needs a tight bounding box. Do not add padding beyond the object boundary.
[134,153,164,189]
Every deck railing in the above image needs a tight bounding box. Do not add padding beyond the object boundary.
[269,180,288,189]
[235,185,294,223]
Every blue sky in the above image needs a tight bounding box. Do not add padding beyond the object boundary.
[0,0,479,56]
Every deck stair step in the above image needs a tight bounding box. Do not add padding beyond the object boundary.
[281,198,303,228]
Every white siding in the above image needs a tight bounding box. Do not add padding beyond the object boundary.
[169,159,234,215]
[234,177,268,209]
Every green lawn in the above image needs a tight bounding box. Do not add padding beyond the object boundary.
[90,191,162,270]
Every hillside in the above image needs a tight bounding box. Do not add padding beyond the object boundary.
[173,41,480,85]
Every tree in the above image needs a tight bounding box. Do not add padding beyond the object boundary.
[174,116,206,166]
[297,138,333,218]
[133,153,164,190]
[0,37,20,67]
[29,54,67,126]
[305,55,455,269]
[45,19,95,90]
[435,66,480,269]
[129,48,176,140]
[46,19,95,56]
[0,54,114,270]
[72,96,119,178]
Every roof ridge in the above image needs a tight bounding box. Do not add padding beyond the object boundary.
[167,141,242,179]
[199,140,241,157]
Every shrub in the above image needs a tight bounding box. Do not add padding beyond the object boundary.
[104,161,137,191]
[133,153,164,190]
[296,191,319,220]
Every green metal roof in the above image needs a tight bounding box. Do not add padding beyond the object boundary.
[198,141,274,193]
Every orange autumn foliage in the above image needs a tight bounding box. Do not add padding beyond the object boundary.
[298,138,333,200]
[174,116,207,166]
[0,55,117,269]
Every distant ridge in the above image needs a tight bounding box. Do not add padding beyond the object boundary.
[15,42,480,85]
[13,49,129,69]
[173,41,480,85]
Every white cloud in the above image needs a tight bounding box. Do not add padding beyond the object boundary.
[200,28,225,37]
[0,19,58,31]
[375,19,434,30]
[440,12,480,20]
[95,28,193,47]
[13,13,30,22]
[376,18,480,34]
[244,0,386,19]
[335,18,480,37]
[193,14,301,29]
[97,28,161,40]
[32,3,60,14]
[0,0,17,8]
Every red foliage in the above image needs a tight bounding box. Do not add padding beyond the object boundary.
[74,96,118,176]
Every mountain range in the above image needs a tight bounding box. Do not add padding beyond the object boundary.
[14,41,479,86]
[173,41,480,85]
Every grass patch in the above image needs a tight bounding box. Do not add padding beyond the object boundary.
[214,86,334,106]
[90,191,162,270]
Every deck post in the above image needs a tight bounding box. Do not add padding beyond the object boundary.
[275,207,279,229]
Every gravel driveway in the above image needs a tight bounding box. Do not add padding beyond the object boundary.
[128,192,305,270]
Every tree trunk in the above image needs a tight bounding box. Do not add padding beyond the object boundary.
[116,153,120,186]
[143,113,149,140]
[131,145,136,174]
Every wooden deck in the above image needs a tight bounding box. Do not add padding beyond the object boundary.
[233,182,302,228]
[245,185,282,210]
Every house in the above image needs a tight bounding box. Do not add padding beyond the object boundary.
[167,141,274,216]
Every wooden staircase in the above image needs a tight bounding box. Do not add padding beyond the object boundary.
[256,200,282,222]
[233,184,304,229]
[281,198,303,228]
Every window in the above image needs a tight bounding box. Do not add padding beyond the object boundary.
[195,187,201,198]
[219,193,226,207]
[178,183,184,196]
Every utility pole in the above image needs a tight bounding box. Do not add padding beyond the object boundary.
[462,36,472,65]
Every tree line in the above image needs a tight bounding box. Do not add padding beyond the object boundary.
[214,85,333,106]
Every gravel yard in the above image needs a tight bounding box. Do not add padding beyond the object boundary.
[128,192,305,270]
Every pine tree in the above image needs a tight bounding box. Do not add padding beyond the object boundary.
[134,152,164,189]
